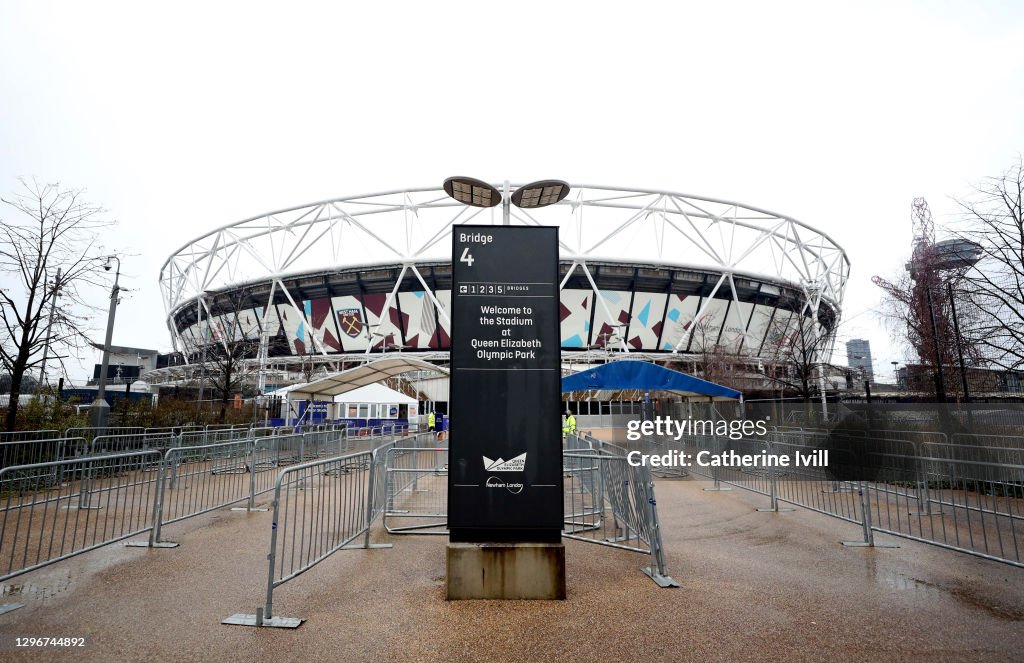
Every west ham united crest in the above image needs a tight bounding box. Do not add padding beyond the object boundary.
[337,308,364,337]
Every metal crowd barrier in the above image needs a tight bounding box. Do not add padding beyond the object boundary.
[0,427,366,585]
[64,426,146,441]
[0,450,163,582]
[564,435,677,587]
[89,432,177,455]
[0,429,60,444]
[223,448,392,628]
[367,440,393,522]
[563,435,605,534]
[0,436,94,496]
[144,439,258,547]
[0,436,87,469]
[137,429,357,547]
[684,430,1024,567]
[143,425,204,438]
[354,430,677,586]
[382,435,448,535]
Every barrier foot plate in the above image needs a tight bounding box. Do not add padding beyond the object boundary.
[842,541,900,548]
[230,507,270,512]
[125,540,179,548]
[642,567,679,588]
[757,507,795,512]
[0,603,24,616]
[222,613,303,628]
[343,543,393,549]
[703,486,732,491]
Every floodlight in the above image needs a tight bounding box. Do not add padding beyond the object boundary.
[443,177,501,208]
[511,180,570,209]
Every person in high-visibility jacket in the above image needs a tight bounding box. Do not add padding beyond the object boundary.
[428,411,436,436]
[561,409,576,440]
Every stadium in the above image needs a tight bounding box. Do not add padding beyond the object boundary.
[146,184,849,393]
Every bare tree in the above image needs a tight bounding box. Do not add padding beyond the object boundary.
[0,180,115,431]
[687,317,745,389]
[759,308,833,400]
[298,346,320,385]
[952,157,1024,372]
[202,289,260,419]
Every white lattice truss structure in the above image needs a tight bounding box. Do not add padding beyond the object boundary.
[152,185,849,387]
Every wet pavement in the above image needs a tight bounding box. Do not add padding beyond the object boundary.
[0,477,1021,662]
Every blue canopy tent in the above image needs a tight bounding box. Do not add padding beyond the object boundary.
[561,360,742,401]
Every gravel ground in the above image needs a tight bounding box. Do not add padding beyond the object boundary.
[0,477,1021,662]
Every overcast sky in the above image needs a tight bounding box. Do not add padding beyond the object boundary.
[1,1,1022,382]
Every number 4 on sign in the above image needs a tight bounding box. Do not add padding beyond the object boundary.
[460,247,474,267]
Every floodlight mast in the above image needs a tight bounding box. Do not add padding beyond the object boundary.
[502,181,510,225]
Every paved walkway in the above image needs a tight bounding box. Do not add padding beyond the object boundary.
[0,478,1021,662]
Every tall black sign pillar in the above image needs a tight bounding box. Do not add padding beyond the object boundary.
[446,225,565,599]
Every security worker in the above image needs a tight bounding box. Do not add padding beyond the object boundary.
[562,409,576,440]
[428,410,436,436]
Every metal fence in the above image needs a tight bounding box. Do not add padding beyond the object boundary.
[382,435,448,535]
[223,448,392,628]
[64,426,147,441]
[0,450,163,582]
[683,429,1024,567]
[0,430,60,444]
[135,429,360,547]
[368,431,675,585]
[144,439,260,547]
[90,432,178,455]
[0,436,87,470]
[564,435,677,587]
[0,426,363,581]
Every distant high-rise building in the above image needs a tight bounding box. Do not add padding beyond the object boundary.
[846,339,874,383]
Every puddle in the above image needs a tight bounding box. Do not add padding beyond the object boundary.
[876,568,1023,621]
[1,570,73,601]
[879,569,940,594]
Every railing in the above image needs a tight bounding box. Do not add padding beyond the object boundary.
[143,425,204,437]
[64,426,147,441]
[382,436,448,535]
[564,435,677,587]
[138,430,359,547]
[0,430,59,444]
[90,432,177,455]
[0,426,385,589]
[0,451,162,581]
[0,436,87,469]
[0,423,682,625]
[223,448,392,628]
[147,439,259,546]
[683,430,1024,567]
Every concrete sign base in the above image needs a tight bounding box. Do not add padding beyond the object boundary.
[445,542,566,600]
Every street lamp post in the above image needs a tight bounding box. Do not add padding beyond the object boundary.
[924,284,947,403]
[89,256,121,431]
[947,280,971,402]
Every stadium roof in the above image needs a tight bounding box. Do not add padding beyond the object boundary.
[561,360,741,401]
